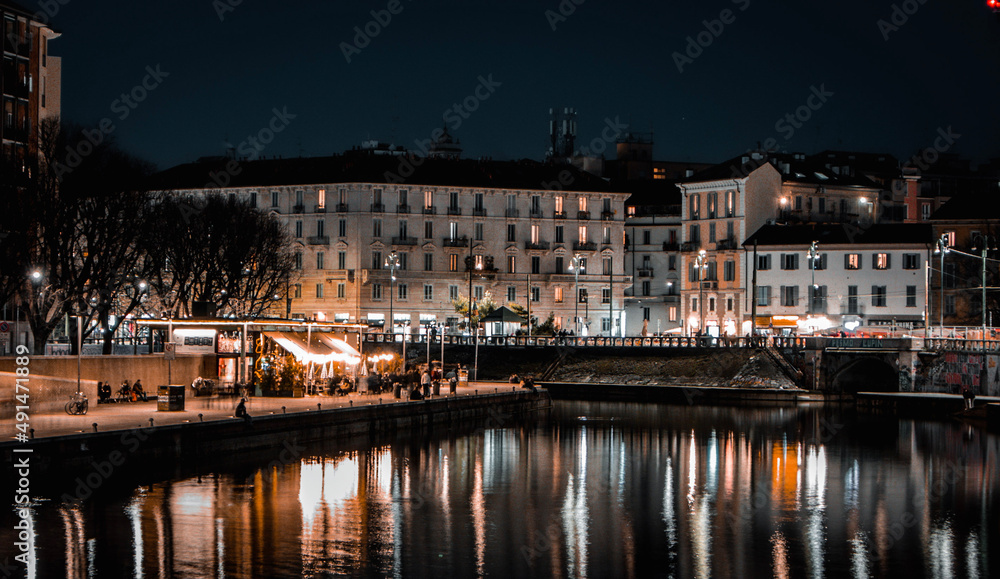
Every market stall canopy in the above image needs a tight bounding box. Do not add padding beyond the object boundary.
[482,306,524,323]
[263,331,361,365]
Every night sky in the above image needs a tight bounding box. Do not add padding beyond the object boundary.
[45,0,1000,170]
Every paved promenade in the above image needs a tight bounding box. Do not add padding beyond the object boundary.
[4,381,521,441]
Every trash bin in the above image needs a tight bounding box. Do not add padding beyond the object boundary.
[157,385,185,411]
[458,369,469,385]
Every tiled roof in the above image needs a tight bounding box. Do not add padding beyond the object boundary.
[149,155,614,193]
[743,223,932,247]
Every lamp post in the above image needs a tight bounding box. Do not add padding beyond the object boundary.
[972,234,997,335]
[569,254,584,335]
[466,254,482,335]
[694,249,708,335]
[807,241,819,316]
[385,251,399,336]
[934,234,950,334]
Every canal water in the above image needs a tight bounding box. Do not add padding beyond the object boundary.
[5,401,998,578]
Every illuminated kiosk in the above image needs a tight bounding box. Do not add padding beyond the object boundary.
[138,319,366,395]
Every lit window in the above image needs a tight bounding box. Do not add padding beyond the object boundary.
[873,253,890,270]
[845,254,861,270]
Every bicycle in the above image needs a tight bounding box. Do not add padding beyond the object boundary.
[65,392,89,415]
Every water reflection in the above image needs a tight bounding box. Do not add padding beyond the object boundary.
[3,402,998,578]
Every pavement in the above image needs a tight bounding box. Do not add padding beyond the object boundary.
[5,381,523,441]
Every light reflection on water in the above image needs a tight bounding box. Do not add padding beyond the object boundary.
[4,402,999,578]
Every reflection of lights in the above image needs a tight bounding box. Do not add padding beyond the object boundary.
[844,460,859,511]
[850,531,871,579]
[472,459,486,577]
[771,531,790,579]
[323,455,359,505]
[126,496,145,579]
[60,503,84,579]
[562,429,590,578]
[966,529,982,578]
[928,519,955,577]
[662,456,677,550]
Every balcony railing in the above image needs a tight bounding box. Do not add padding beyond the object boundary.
[336,203,349,212]
[473,208,487,217]
[314,205,327,213]
[292,204,305,213]
[423,206,436,215]
[638,268,654,278]
[443,237,470,248]
[448,206,462,215]
[601,211,614,221]
[577,211,591,220]
[554,211,566,219]
[506,209,520,218]
[525,241,550,251]
[307,236,330,246]
[716,238,738,250]
[396,204,410,214]
[530,210,543,219]
[573,241,597,251]
[680,242,701,252]
[371,203,385,213]
[391,236,418,246]
[662,242,680,252]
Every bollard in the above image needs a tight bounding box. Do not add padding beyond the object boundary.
[149,418,154,427]
[282,406,286,414]
[349,400,353,407]
[512,387,515,392]
[495,388,498,393]
[92,423,98,433]
[29,428,34,439]
[474,389,478,395]
[379,398,382,404]
[198,413,204,423]
[317,403,322,411]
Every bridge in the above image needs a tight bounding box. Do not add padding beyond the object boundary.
[363,333,1000,395]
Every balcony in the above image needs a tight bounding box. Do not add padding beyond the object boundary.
[292,204,305,213]
[391,236,418,246]
[529,210,543,219]
[525,241,550,251]
[473,208,487,217]
[443,237,470,248]
[554,211,566,219]
[662,242,680,252]
[680,242,701,252]
[423,206,436,215]
[371,203,385,213]
[716,238,738,250]
[336,203,349,212]
[506,209,520,218]
[601,211,614,221]
[448,206,462,216]
[307,236,330,246]
[314,205,327,213]
[577,211,591,220]
[638,268,654,278]
[397,204,410,214]
[573,241,597,252]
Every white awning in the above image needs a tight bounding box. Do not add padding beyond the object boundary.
[264,332,361,365]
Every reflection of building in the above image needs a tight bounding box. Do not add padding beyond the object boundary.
[1,0,61,164]
[152,153,630,336]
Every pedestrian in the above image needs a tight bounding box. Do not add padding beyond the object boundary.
[235,398,252,424]
[132,379,147,402]
[962,384,976,410]
[421,369,431,398]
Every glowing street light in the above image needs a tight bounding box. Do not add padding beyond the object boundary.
[807,240,820,315]
[694,249,708,334]
[934,234,950,333]
[385,251,400,335]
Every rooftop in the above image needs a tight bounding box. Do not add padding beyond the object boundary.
[150,155,614,193]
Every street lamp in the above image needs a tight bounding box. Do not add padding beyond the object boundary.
[934,234,950,334]
[694,249,708,335]
[971,234,997,334]
[807,240,820,315]
[467,254,483,334]
[385,251,399,335]
[569,254,585,335]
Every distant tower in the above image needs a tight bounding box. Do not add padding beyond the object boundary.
[547,107,578,161]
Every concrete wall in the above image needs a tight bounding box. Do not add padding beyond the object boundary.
[0,355,215,418]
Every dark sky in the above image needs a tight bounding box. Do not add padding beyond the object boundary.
[46,0,1000,170]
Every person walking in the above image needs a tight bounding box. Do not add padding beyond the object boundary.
[421,369,431,398]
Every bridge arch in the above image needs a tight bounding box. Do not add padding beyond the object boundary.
[830,357,898,393]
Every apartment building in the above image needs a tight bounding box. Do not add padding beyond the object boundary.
[152,154,632,335]
[1,0,60,164]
